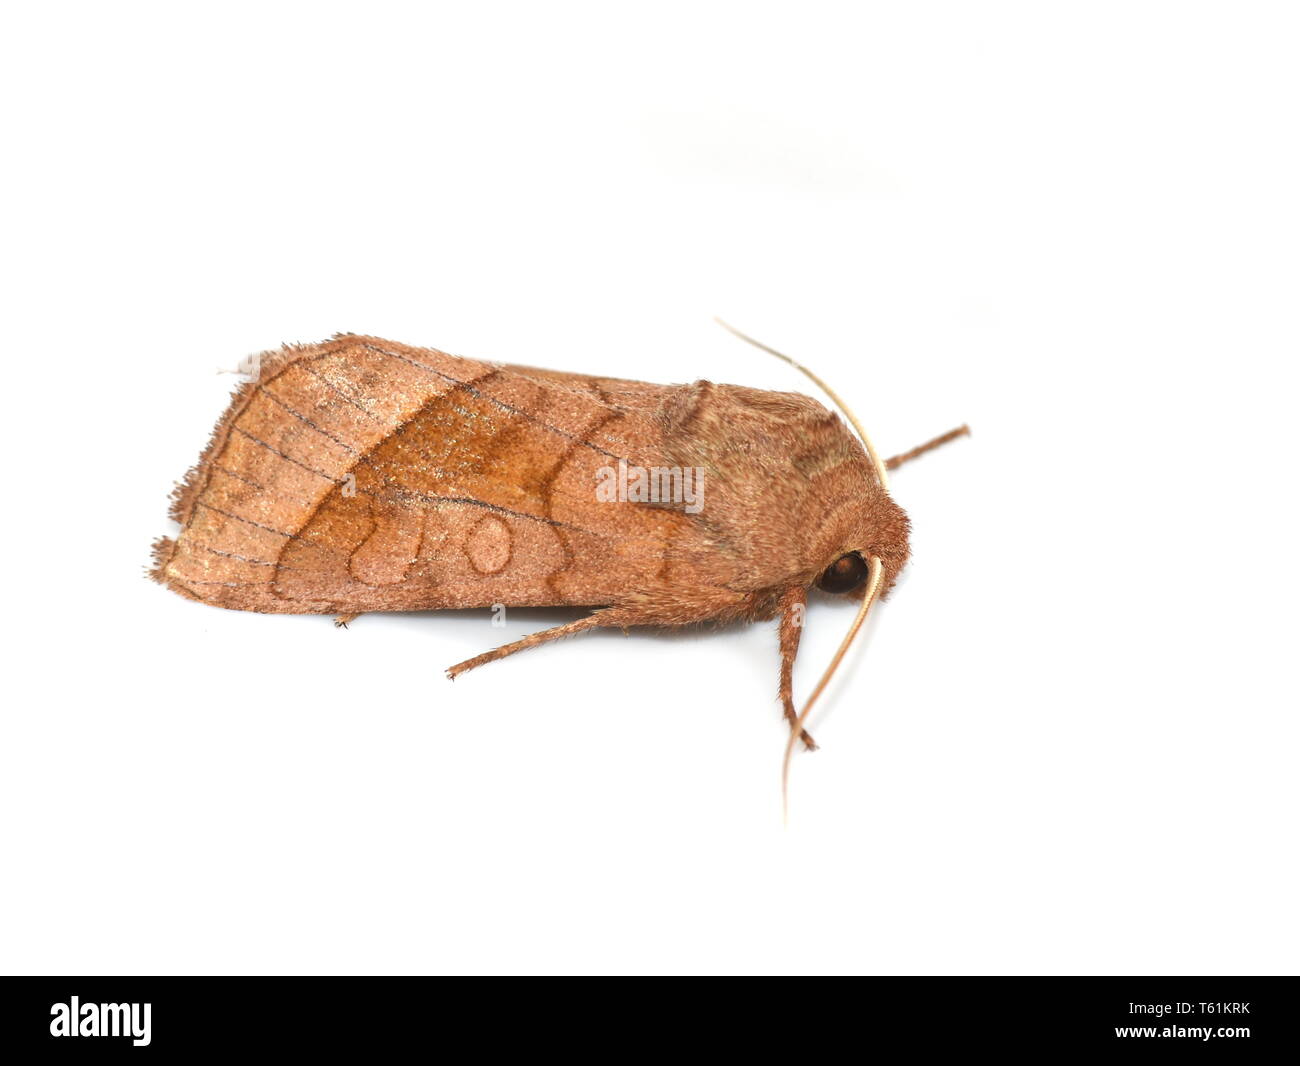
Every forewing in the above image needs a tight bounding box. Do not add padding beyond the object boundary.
[156,337,702,612]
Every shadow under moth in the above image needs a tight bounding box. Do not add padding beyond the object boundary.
[151,324,967,809]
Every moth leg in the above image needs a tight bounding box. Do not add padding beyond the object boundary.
[447,593,752,679]
[446,614,607,679]
[884,424,970,470]
[779,586,818,751]
[334,613,361,629]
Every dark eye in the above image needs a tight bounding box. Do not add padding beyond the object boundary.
[817,552,869,594]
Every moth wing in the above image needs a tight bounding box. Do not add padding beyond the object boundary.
[156,337,711,612]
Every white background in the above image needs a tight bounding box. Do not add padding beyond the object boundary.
[2,2,1296,976]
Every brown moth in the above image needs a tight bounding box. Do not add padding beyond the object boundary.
[151,326,966,799]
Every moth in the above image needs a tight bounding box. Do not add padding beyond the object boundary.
[152,325,966,800]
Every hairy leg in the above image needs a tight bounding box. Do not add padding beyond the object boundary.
[446,614,607,678]
[778,586,817,751]
[446,591,751,680]
[884,424,970,470]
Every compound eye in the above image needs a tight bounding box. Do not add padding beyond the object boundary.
[818,552,869,594]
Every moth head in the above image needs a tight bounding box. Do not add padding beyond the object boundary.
[814,484,911,598]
